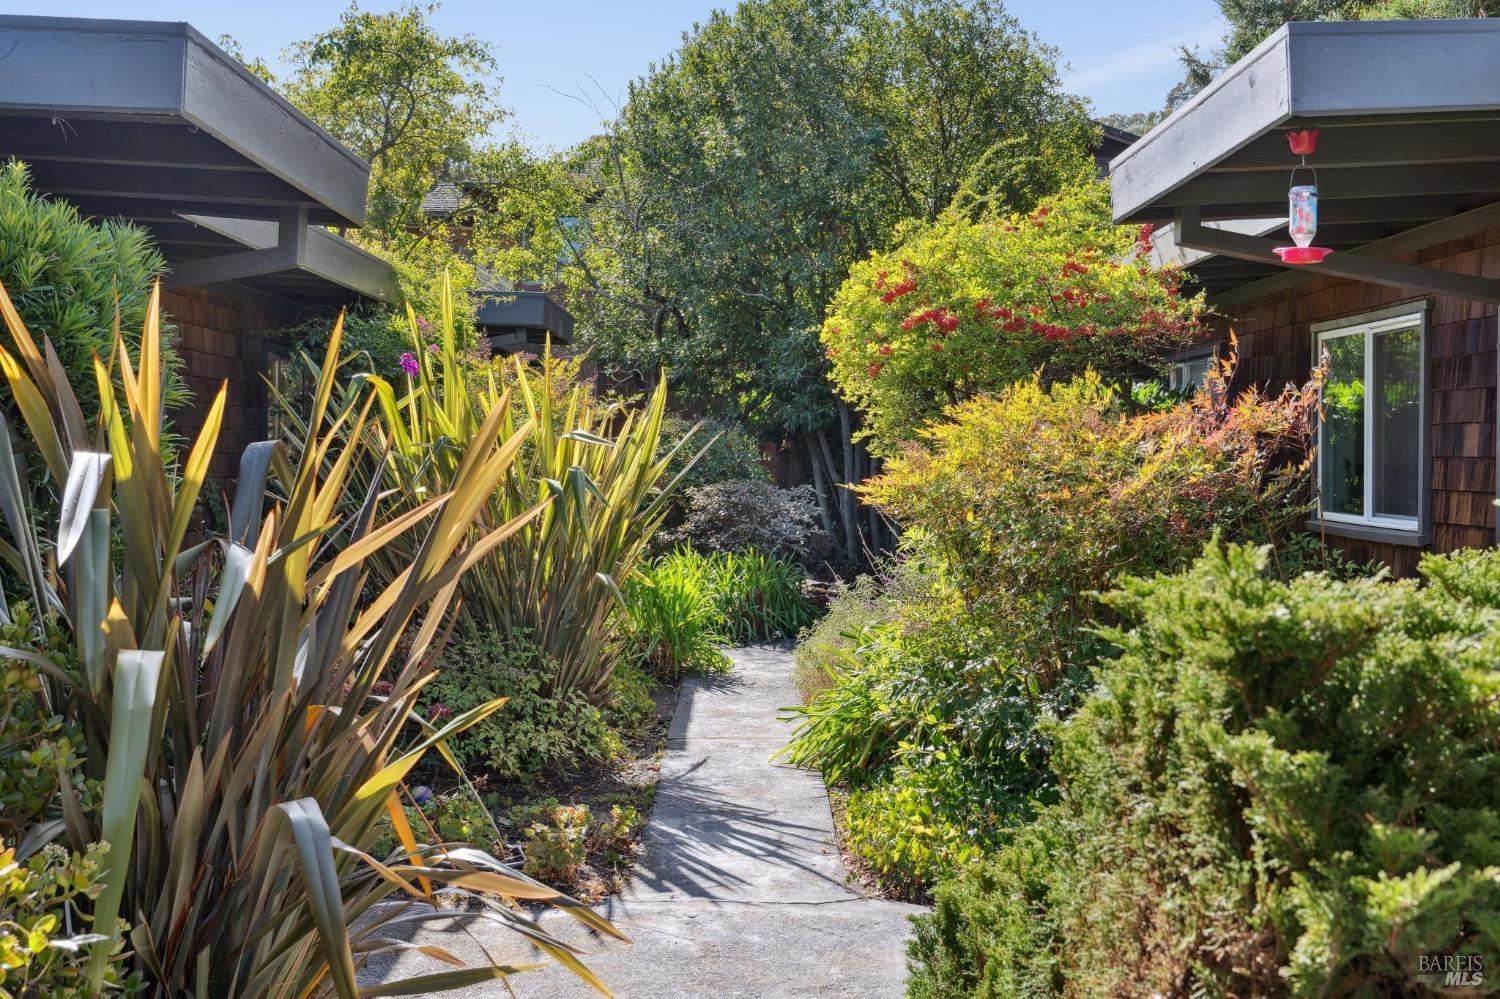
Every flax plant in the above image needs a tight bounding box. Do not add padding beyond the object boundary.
[0,280,623,997]
[284,276,699,698]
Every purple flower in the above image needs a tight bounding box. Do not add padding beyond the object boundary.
[399,351,419,377]
[415,316,431,333]
[428,342,441,354]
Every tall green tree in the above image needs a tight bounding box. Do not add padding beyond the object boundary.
[556,0,1094,561]
[281,2,502,241]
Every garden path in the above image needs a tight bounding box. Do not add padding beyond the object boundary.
[370,643,923,997]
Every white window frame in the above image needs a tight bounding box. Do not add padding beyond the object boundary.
[1163,343,1219,394]
[1314,309,1426,535]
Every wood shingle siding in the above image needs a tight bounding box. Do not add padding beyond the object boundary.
[1211,226,1500,575]
[165,285,301,485]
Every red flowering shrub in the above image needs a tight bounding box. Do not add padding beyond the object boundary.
[822,180,1204,451]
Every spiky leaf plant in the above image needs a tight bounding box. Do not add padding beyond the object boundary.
[0,280,624,997]
[280,275,700,698]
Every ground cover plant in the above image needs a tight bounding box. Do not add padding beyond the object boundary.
[0,281,620,996]
[785,354,1332,895]
[907,540,1500,997]
[420,633,628,780]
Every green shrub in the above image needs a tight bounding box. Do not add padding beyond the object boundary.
[510,800,592,884]
[792,573,894,703]
[0,159,176,413]
[822,179,1202,451]
[861,359,1322,683]
[789,357,1333,896]
[0,289,619,994]
[908,541,1500,997]
[0,840,135,996]
[0,612,132,996]
[843,762,985,899]
[624,553,732,678]
[0,610,86,840]
[701,549,818,643]
[785,591,1070,892]
[425,635,625,780]
[604,660,658,734]
[663,480,831,567]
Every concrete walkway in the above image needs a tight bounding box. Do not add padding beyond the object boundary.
[372,644,923,997]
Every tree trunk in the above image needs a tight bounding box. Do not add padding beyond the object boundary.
[837,403,860,563]
[806,433,838,541]
[862,447,883,553]
[815,426,854,563]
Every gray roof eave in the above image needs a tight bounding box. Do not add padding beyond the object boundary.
[0,15,370,228]
[181,215,400,304]
[1109,19,1500,224]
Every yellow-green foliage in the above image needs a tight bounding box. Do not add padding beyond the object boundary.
[291,276,693,698]
[423,634,627,779]
[0,840,133,996]
[788,355,1332,896]
[862,358,1320,680]
[510,801,593,884]
[0,280,620,996]
[821,180,1202,451]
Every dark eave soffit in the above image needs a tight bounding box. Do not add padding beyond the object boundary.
[1111,19,1500,304]
[0,15,369,228]
[476,290,575,345]
[1110,19,1500,226]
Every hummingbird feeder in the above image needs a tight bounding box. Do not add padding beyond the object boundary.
[1273,129,1331,265]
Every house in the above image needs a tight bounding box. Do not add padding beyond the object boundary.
[1112,18,1500,574]
[0,15,399,480]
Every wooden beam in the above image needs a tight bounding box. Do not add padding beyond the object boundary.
[1189,195,1494,226]
[23,159,319,208]
[1175,206,1500,307]
[1208,200,1500,309]
[163,207,307,289]
[1211,119,1500,172]
[0,115,260,171]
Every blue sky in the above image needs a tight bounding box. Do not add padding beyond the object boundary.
[33,1,1226,150]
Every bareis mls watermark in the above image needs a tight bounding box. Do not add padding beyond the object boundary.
[1416,954,1485,988]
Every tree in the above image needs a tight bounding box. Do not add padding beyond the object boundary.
[850,0,1097,223]
[281,2,502,241]
[556,0,1095,561]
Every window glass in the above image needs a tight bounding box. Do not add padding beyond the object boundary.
[1319,333,1366,517]
[1372,325,1422,519]
[1169,355,1212,393]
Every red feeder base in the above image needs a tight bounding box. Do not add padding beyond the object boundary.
[1273,245,1332,265]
